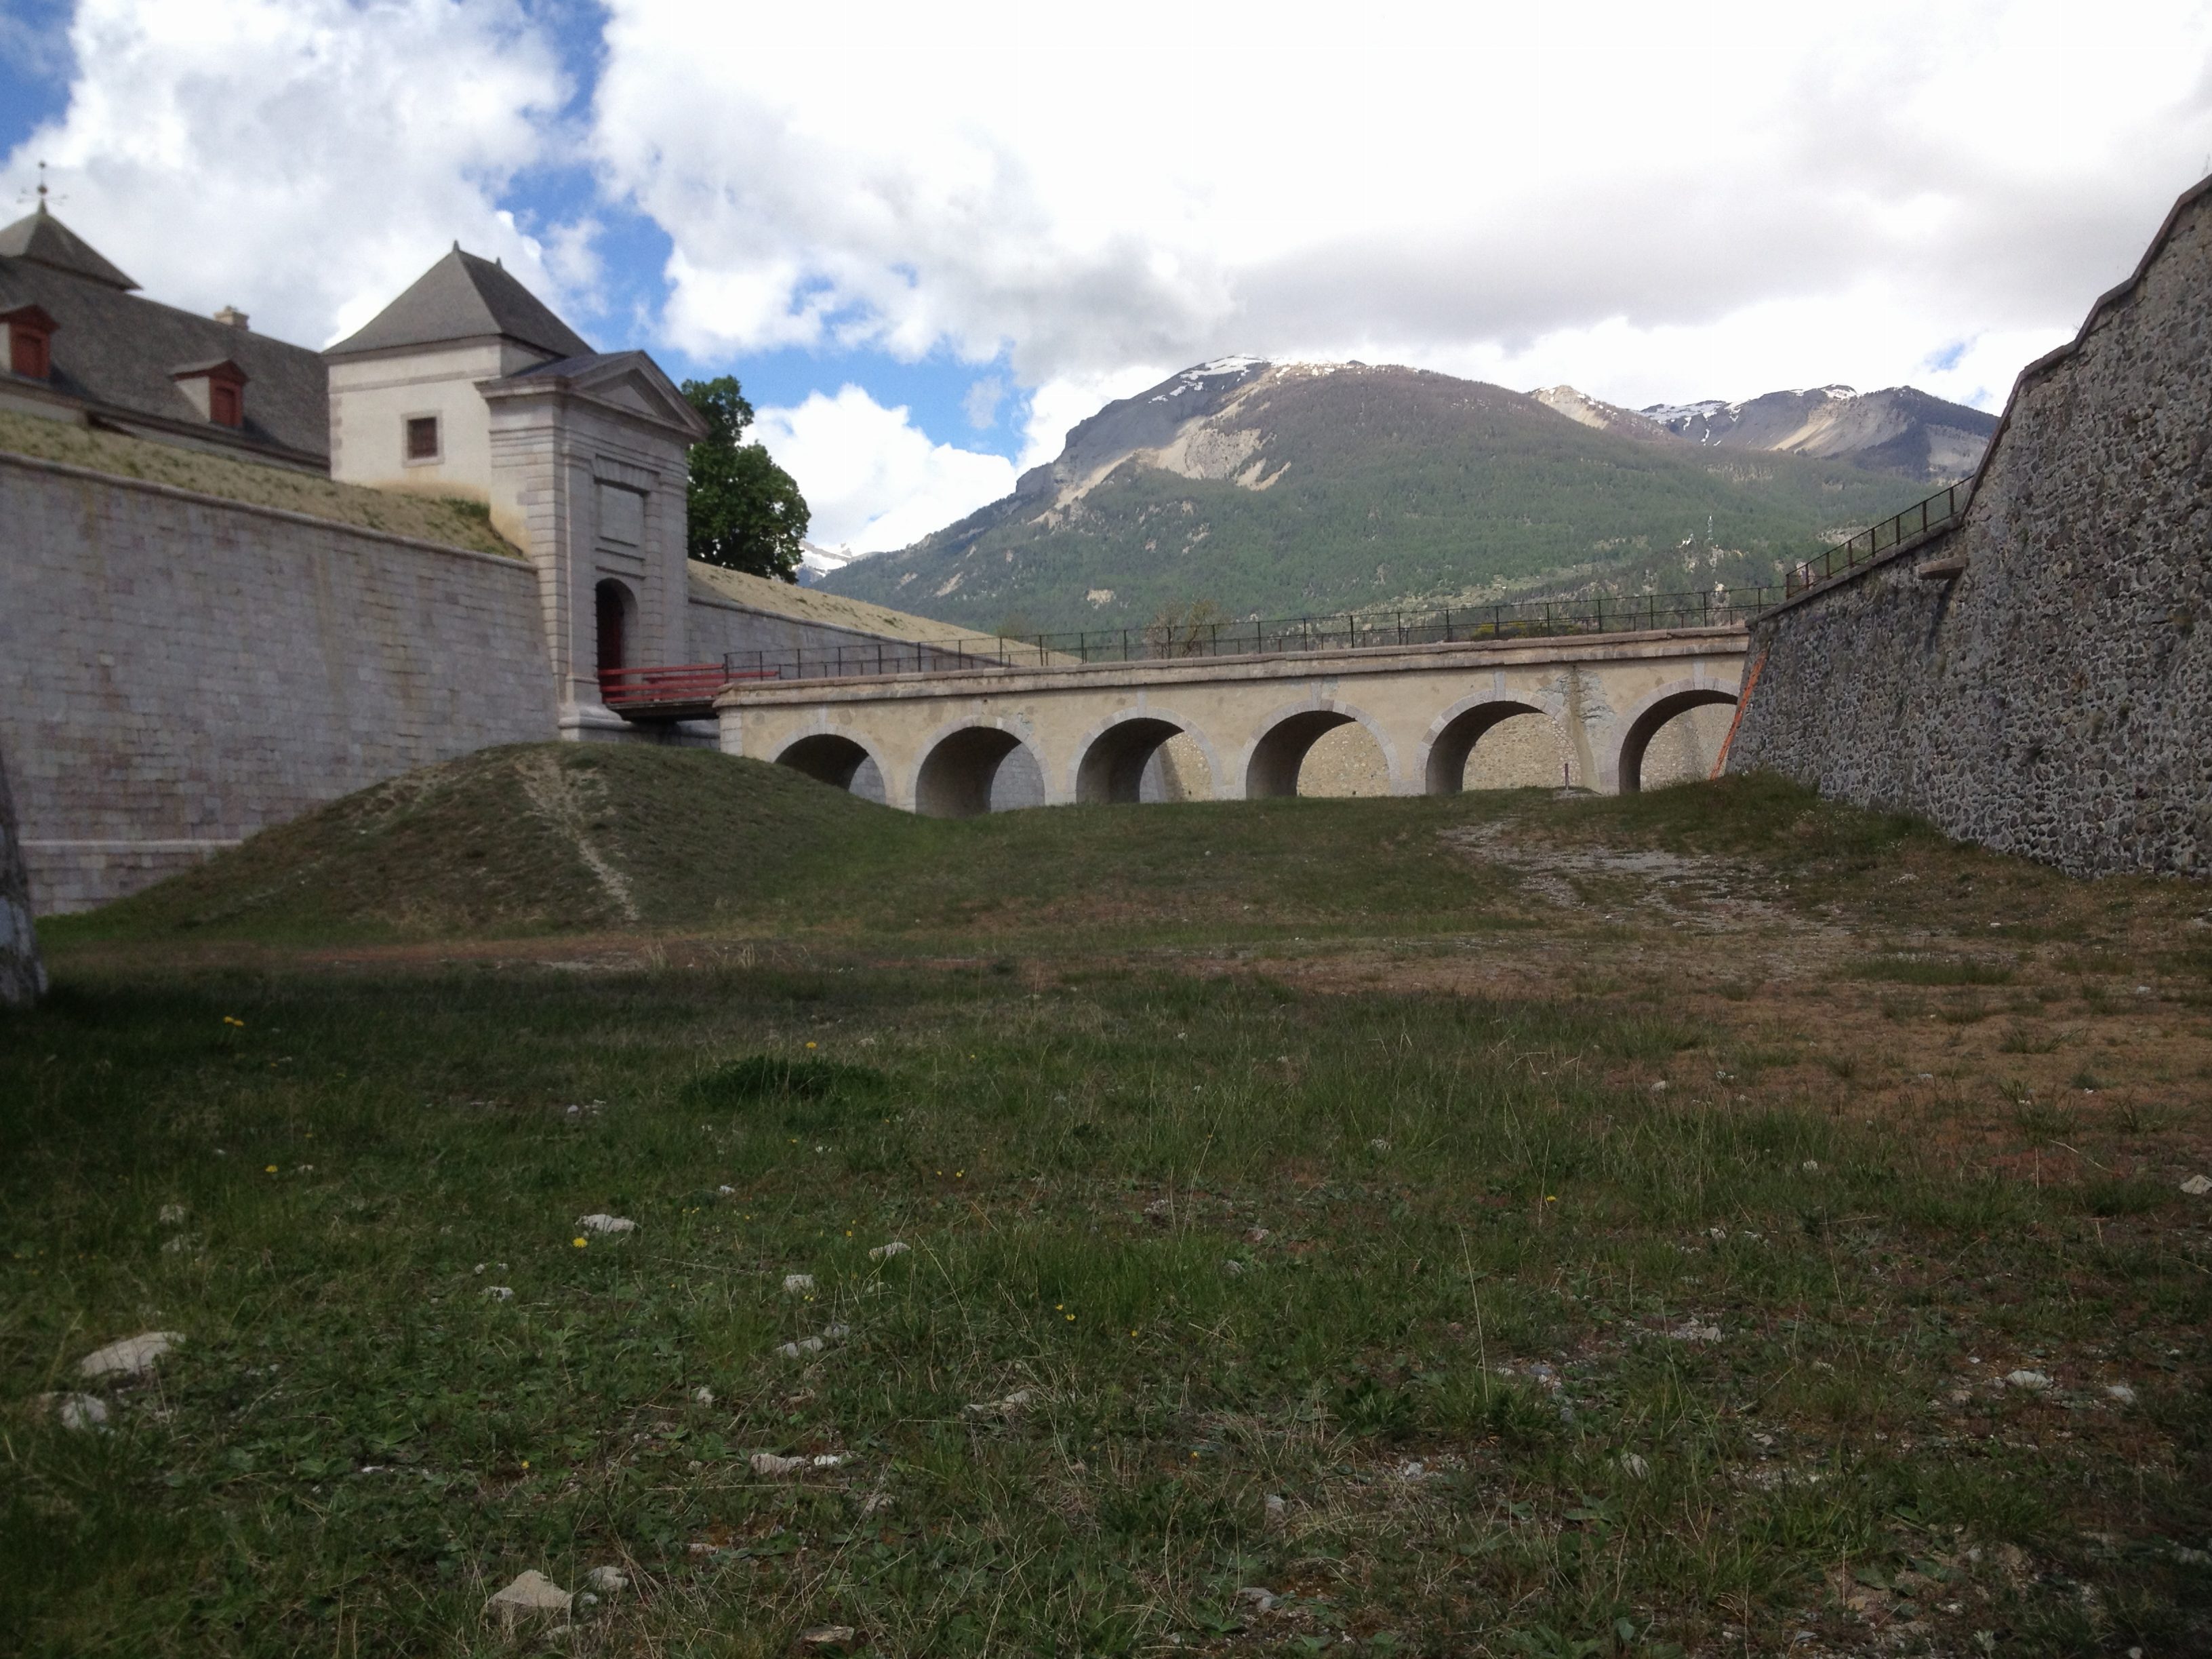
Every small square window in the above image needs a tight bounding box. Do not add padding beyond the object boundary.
[405,415,441,462]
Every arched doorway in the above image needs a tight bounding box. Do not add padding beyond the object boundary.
[594,580,635,702]
[914,726,1036,818]
[1617,689,1739,793]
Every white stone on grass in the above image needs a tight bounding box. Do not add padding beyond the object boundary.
[485,1570,571,1626]
[158,1203,187,1224]
[1618,1452,1650,1479]
[778,1336,826,1359]
[78,1331,181,1379]
[693,1386,714,1405]
[39,1392,110,1431]
[965,1388,1034,1418]
[2180,1174,2212,1196]
[2005,1370,2053,1391]
[800,1626,858,1649]
[867,1241,910,1261]
[576,1213,637,1235]
[582,1565,628,1595]
[1668,1322,1723,1344]
[750,1452,809,1477]
[783,1273,816,1294]
[2106,1383,2137,1405]
[483,1285,513,1301]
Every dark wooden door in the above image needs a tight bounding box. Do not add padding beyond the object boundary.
[596,582,626,698]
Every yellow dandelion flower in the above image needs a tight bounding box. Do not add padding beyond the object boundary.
[573,1237,588,1249]
[264,1164,278,1174]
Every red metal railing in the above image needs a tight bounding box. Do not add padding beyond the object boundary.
[598,662,779,717]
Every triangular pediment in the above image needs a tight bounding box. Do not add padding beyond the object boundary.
[559,352,708,438]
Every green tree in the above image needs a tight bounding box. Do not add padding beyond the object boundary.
[681,376,809,582]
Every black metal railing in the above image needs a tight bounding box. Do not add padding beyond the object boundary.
[1786,481,1973,597]
[723,587,1780,686]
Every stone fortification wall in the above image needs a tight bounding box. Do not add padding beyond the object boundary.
[1729,180,2212,878]
[0,739,43,1006]
[1,452,557,912]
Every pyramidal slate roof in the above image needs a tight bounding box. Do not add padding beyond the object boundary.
[0,205,138,291]
[325,247,591,360]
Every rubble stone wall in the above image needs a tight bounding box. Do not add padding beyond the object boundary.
[1729,182,2212,879]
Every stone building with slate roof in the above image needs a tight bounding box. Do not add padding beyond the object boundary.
[0,211,999,913]
[0,201,329,470]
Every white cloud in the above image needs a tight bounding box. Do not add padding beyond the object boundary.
[4,0,576,347]
[961,376,1005,431]
[592,0,2212,409]
[755,386,1019,552]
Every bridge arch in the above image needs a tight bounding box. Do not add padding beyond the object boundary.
[1418,695,1562,794]
[772,730,887,799]
[1070,708,1220,805]
[1613,678,1740,794]
[1241,698,1400,799]
[912,717,1043,818]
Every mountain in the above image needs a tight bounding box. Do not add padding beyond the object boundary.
[797,540,862,586]
[1537,382,1996,485]
[819,360,1939,633]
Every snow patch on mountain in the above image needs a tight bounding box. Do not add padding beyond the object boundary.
[797,540,866,585]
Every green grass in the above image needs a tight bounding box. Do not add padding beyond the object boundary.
[7,762,2210,1656]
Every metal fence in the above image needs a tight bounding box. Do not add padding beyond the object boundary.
[723,587,1783,685]
[1786,481,1973,597]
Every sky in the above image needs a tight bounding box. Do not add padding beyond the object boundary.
[5,1,2212,552]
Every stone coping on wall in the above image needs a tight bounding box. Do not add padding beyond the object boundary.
[715,622,1749,710]
[0,446,535,574]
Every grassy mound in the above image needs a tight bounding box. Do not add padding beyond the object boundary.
[69,744,909,940]
[60,748,1979,950]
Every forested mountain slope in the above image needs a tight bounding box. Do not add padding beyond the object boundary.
[823,362,1937,633]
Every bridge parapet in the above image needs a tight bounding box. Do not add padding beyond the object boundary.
[718,588,1780,687]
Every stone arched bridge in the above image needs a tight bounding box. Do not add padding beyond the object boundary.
[712,624,1749,815]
